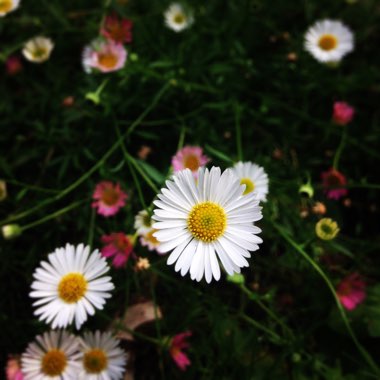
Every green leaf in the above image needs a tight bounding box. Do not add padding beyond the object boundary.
[137,160,165,184]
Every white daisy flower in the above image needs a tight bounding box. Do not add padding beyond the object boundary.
[134,209,152,235]
[304,19,354,63]
[140,227,161,252]
[78,331,127,380]
[22,36,54,63]
[0,0,20,17]
[30,243,114,330]
[231,161,269,202]
[21,330,81,379]
[152,167,263,283]
[164,3,194,32]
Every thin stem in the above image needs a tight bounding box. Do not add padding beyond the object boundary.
[240,314,283,343]
[333,128,347,170]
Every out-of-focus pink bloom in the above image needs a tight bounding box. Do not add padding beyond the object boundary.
[101,232,134,268]
[321,168,348,200]
[82,39,127,74]
[92,181,127,217]
[6,356,24,380]
[169,331,192,371]
[336,273,366,311]
[6,55,23,75]
[172,146,209,177]
[332,101,355,125]
[101,13,133,44]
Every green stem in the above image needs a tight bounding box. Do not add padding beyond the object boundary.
[240,314,283,343]
[333,128,347,170]
[274,222,380,376]
[235,103,243,161]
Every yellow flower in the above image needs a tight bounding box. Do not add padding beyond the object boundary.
[315,218,339,240]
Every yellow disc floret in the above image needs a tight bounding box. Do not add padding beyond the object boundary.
[318,34,338,51]
[98,53,118,69]
[187,202,226,242]
[184,154,200,171]
[58,273,87,303]
[83,349,108,374]
[173,13,185,25]
[0,0,13,13]
[41,349,67,376]
[240,178,255,195]
[315,218,340,240]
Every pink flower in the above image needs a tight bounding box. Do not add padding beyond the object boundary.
[336,273,366,311]
[6,357,24,380]
[101,232,134,268]
[169,331,192,371]
[92,181,127,217]
[321,168,348,200]
[6,55,23,75]
[332,101,355,126]
[100,13,133,44]
[172,146,209,177]
[82,39,127,73]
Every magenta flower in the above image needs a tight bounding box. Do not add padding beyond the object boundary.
[101,232,134,268]
[101,13,133,44]
[6,357,23,380]
[92,181,127,217]
[336,273,366,311]
[172,146,209,177]
[5,55,22,76]
[169,331,192,371]
[332,101,355,126]
[321,168,348,200]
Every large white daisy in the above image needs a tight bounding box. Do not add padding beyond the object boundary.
[78,331,127,380]
[21,330,81,380]
[0,0,20,17]
[152,167,263,283]
[231,161,269,202]
[164,3,194,33]
[304,19,354,63]
[30,243,114,330]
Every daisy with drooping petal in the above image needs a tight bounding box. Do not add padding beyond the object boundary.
[152,167,263,283]
[164,3,194,32]
[101,232,135,268]
[0,0,20,17]
[78,331,127,380]
[332,101,355,125]
[231,161,269,202]
[304,20,354,64]
[82,39,127,73]
[101,13,133,44]
[30,243,114,329]
[321,168,348,200]
[336,273,366,311]
[92,181,127,217]
[21,330,81,380]
[169,331,192,371]
[172,146,210,178]
[22,36,54,63]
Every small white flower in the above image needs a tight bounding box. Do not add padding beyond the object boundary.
[134,209,152,235]
[304,19,354,63]
[78,331,127,380]
[164,3,194,32]
[21,330,81,379]
[140,227,161,252]
[152,167,263,283]
[30,243,114,329]
[22,36,54,63]
[0,0,20,17]
[231,161,269,202]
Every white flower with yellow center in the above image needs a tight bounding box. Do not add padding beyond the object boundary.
[0,0,20,17]
[21,330,81,380]
[22,36,54,63]
[164,3,194,32]
[304,19,354,64]
[30,243,114,329]
[134,209,152,235]
[152,167,263,283]
[231,161,269,202]
[78,331,127,380]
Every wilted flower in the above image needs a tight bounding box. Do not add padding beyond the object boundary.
[298,182,314,198]
[101,232,135,268]
[321,168,348,200]
[169,331,192,371]
[336,273,366,311]
[92,181,127,217]
[101,13,133,44]
[164,3,194,32]
[5,55,22,75]
[172,145,209,178]
[332,101,355,125]
[22,36,54,63]
[315,218,339,240]
[312,201,327,215]
[0,0,20,17]
[134,257,151,271]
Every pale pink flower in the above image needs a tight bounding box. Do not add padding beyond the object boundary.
[101,232,134,268]
[101,13,133,44]
[321,168,348,200]
[92,181,127,217]
[82,39,127,73]
[171,146,209,177]
[169,331,192,371]
[5,55,22,75]
[6,356,24,380]
[140,227,161,252]
[336,273,366,311]
[332,101,355,125]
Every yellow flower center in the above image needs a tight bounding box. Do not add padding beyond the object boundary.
[315,218,339,240]
[318,34,338,51]
[101,187,119,206]
[187,202,226,242]
[184,154,200,171]
[0,0,13,13]
[83,349,108,374]
[146,229,160,245]
[240,178,255,195]
[41,349,67,376]
[173,13,185,25]
[58,273,87,303]
[98,52,118,69]
[31,47,48,59]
